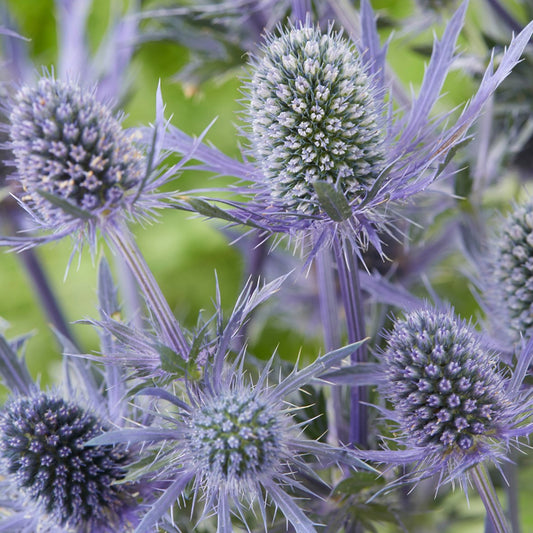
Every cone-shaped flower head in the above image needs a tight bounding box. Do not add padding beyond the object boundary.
[384,308,510,455]
[0,391,134,531]
[9,77,144,224]
[488,199,533,342]
[248,23,385,215]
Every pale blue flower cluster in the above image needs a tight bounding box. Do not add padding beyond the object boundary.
[1,1,533,532]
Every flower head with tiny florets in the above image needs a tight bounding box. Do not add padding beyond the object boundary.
[10,77,144,219]
[360,306,533,489]
[248,22,385,215]
[90,340,370,532]
[1,75,184,253]
[487,198,533,343]
[164,2,533,261]
[0,391,133,532]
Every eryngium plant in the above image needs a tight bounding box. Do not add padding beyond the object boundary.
[248,23,385,215]
[0,392,133,532]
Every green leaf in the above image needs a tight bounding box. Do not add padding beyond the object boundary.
[36,189,96,221]
[313,181,352,222]
[157,343,188,375]
[334,472,384,495]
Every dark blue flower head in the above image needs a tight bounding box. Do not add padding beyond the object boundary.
[0,391,133,532]
[10,77,144,220]
[248,23,385,216]
[384,308,511,454]
[360,306,533,489]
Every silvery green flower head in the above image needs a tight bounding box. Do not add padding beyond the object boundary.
[166,0,533,259]
[90,339,370,533]
[486,198,533,345]
[0,259,156,532]
[361,306,533,489]
[1,75,182,253]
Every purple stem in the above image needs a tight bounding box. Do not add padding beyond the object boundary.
[5,213,78,348]
[106,224,189,357]
[291,0,311,23]
[315,245,346,444]
[333,235,367,447]
[486,0,524,35]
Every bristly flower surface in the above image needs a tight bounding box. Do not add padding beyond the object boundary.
[90,340,370,533]
[248,23,385,216]
[360,306,533,488]
[1,75,188,253]
[487,198,533,344]
[0,392,133,532]
[163,1,533,259]
[0,258,155,532]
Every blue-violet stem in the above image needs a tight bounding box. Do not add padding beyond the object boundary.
[333,236,367,447]
[471,463,511,533]
[316,246,345,444]
[106,224,189,357]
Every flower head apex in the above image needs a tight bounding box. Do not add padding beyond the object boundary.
[248,22,385,215]
[362,306,533,488]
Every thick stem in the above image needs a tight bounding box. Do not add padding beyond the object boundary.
[106,224,189,357]
[471,463,511,533]
[316,246,346,444]
[333,236,367,447]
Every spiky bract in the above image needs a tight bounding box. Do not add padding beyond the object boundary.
[0,391,133,531]
[248,23,384,215]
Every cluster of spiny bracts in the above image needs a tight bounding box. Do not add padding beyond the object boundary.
[1,0,533,532]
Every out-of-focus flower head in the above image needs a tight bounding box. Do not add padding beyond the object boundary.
[163,0,533,262]
[359,305,533,490]
[90,334,370,532]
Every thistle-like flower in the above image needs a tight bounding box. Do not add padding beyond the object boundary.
[91,339,370,533]
[10,77,144,224]
[0,258,155,532]
[487,198,533,343]
[164,0,533,258]
[359,306,533,491]
[0,392,133,532]
[248,23,385,215]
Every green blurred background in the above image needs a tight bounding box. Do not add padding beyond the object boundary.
[1,0,532,530]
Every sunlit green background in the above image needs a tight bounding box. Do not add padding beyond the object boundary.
[1,0,532,531]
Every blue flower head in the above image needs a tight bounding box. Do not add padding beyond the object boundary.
[362,306,533,488]
[165,1,533,259]
[91,340,370,533]
[0,391,133,532]
[10,77,144,220]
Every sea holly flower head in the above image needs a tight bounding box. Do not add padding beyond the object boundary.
[165,1,533,259]
[10,77,144,221]
[247,22,385,216]
[1,75,187,253]
[0,391,134,532]
[91,340,370,533]
[487,198,533,343]
[361,306,533,488]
